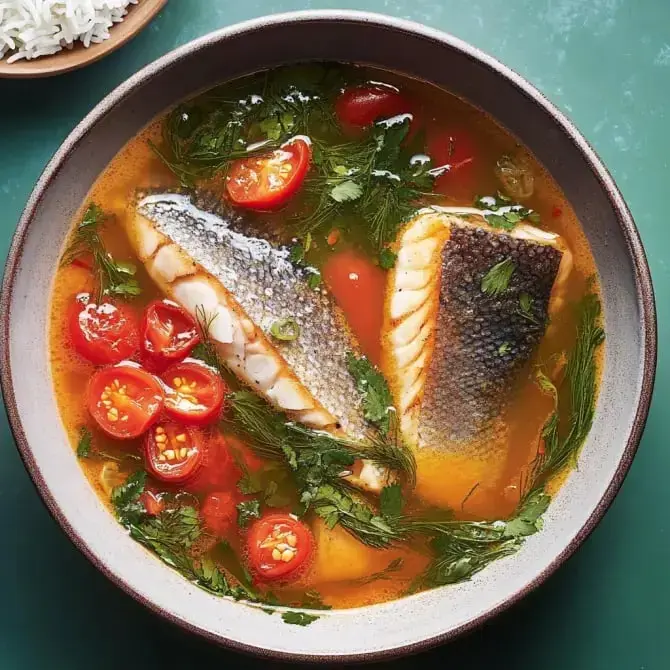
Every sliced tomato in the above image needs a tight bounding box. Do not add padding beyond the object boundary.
[335,84,411,128]
[140,490,165,516]
[161,360,226,425]
[246,514,314,582]
[141,300,200,369]
[225,138,311,210]
[70,299,139,365]
[428,127,478,202]
[323,250,386,365]
[87,365,164,439]
[201,491,238,538]
[144,422,204,484]
[183,433,241,494]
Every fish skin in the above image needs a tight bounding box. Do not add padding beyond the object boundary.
[135,192,370,438]
[419,222,562,445]
[382,212,565,451]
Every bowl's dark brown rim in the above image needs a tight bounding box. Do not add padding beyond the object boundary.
[0,10,657,665]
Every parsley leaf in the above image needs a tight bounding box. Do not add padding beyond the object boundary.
[498,342,511,356]
[281,611,320,626]
[481,258,516,297]
[346,353,394,434]
[504,490,551,538]
[76,426,92,458]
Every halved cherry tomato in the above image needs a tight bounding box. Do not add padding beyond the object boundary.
[323,250,386,365]
[140,490,165,516]
[141,300,200,370]
[183,434,241,494]
[225,138,311,210]
[144,422,204,484]
[201,491,238,537]
[246,513,314,581]
[87,365,164,439]
[428,127,477,202]
[335,84,411,128]
[161,360,226,425]
[70,299,139,365]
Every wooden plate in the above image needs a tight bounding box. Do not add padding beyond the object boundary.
[0,0,167,78]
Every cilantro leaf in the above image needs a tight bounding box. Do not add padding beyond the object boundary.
[281,611,320,626]
[481,258,516,297]
[346,353,394,434]
[76,426,92,458]
[379,248,397,270]
[236,499,262,528]
[504,490,551,538]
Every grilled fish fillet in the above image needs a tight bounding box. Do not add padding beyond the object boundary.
[127,193,391,492]
[383,209,570,449]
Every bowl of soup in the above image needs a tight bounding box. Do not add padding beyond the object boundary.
[0,10,656,662]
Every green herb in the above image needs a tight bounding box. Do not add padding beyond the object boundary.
[503,489,550,538]
[236,499,262,528]
[300,117,438,250]
[474,193,541,230]
[481,258,515,297]
[281,611,320,626]
[111,470,147,524]
[330,180,363,203]
[346,353,394,434]
[269,317,301,342]
[76,426,92,458]
[518,292,539,324]
[380,483,404,518]
[379,248,398,270]
[307,270,322,289]
[62,203,141,300]
[498,342,511,356]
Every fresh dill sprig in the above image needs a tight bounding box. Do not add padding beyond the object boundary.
[481,258,516,297]
[62,203,141,301]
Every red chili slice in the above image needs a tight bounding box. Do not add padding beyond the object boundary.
[246,514,314,582]
[70,299,139,365]
[87,365,164,439]
[141,300,200,369]
[144,422,204,485]
[225,138,311,210]
[161,360,226,425]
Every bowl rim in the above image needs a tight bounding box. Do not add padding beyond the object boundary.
[0,9,657,663]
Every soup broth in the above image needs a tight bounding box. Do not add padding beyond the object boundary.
[49,64,603,616]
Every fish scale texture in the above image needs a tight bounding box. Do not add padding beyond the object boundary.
[419,224,562,445]
[137,193,368,437]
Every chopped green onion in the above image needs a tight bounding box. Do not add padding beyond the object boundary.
[270,318,301,341]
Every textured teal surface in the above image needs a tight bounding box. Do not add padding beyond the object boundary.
[1,1,668,668]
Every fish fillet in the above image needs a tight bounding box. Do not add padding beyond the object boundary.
[127,193,392,492]
[383,210,570,449]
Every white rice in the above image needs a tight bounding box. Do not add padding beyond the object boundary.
[0,0,139,63]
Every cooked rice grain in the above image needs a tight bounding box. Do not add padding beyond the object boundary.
[0,0,139,63]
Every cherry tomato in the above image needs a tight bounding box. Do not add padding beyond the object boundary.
[144,422,204,485]
[225,138,311,210]
[246,514,314,581]
[87,365,164,439]
[201,491,238,538]
[183,434,242,494]
[323,250,386,365]
[161,360,226,425]
[69,299,139,365]
[141,300,200,369]
[140,490,165,516]
[335,85,411,128]
[428,127,477,202]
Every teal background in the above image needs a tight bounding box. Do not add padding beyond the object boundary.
[1,1,668,667]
